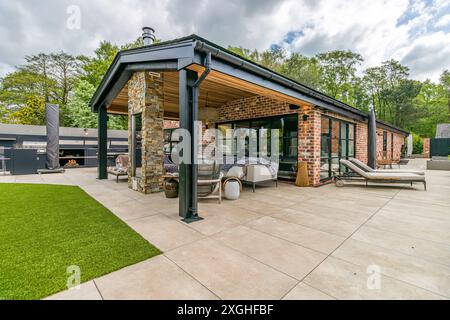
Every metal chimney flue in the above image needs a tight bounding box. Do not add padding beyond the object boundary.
[142,27,155,46]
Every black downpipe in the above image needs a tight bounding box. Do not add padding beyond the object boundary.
[189,52,211,217]
[368,107,378,169]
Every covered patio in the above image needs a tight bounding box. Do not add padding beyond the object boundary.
[4,160,447,299]
[90,34,376,222]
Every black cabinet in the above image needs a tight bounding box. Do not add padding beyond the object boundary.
[10,149,39,175]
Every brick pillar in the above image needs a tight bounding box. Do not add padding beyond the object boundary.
[355,121,368,164]
[298,106,321,186]
[128,72,165,194]
[423,138,430,158]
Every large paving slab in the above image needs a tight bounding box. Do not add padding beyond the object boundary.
[213,225,326,280]
[246,216,346,254]
[283,283,335,300]
[303,257,445,300]
[332,239,450,298]
[127,214,204,251]
[2,160,449,300]
[94,255,218,300]
[165,238,298,300]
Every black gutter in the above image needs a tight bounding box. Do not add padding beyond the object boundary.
[193,38,367,119]
[192,38,408,135]
[89,34,408,136]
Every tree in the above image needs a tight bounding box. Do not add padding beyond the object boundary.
[50,52,80,106]
[383,79,422,128]
[79,41,120,88]
[9,96,45,125]
[227,45,285,71]
[0,69,55,109]
[411,80,448,137]
[65,80,127,130]
[362,60,412,123]
[278,53,321,89]
[65,80,98,128]
[440,70,450,122]
[79,38,149,88]
[21,53,53,102]
[315,50,364,105]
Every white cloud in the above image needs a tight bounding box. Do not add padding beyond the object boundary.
[435,13,450,27]
[0,0,449,81]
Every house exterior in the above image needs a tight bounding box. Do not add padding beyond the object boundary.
[90,33,408,221]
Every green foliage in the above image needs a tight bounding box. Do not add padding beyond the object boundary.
[440,70,450,123]
[412,133,423,154]
[316,50,364,104]
[0,69,54,108]
[65,80,98,128]
[228,45,285,71]
[9,96,45,125]
[66,80,128,130]
[278,53,321,89]
[79,41,120,88]
[79,37,148,88]
[410,80,448,137]
[0,34,448,139]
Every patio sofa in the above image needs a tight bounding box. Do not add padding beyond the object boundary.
[224,157,278,192]
[338,159,426,190]
[164,154,279,192]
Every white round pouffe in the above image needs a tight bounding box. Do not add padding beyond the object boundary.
[224,180,240,200]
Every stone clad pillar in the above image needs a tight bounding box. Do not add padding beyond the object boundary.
[128,72,165,194]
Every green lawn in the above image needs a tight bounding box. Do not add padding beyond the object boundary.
[0,183,161,300]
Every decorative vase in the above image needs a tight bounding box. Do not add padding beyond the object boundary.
[164,179,179,198]
[224,180,240,200]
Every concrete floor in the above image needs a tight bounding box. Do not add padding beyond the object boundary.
[1,159,449,300]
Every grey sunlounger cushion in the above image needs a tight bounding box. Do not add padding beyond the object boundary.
[349,158,425,176]
[341,160,425,181]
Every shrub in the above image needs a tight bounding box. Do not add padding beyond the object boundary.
[412,133,423,154]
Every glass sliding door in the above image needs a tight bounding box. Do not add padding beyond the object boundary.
[320,118,331,179]
[216,114,298,180]
[320,116,356,180]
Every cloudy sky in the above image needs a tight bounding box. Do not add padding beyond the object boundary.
[1,0,450,81]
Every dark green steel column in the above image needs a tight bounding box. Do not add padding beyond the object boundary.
[98,105,108,180]
[178,69,201,222]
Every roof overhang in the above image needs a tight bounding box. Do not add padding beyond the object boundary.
[90,34,408,135]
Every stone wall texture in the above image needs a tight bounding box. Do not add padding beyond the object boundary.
[128,72,165,194]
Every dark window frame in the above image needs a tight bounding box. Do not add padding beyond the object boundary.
[390,132,394,159]
[320,115,357,181]
[216,113,299,179]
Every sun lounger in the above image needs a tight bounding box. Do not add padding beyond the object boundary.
[337,159,426,190]
[349,158,425,176]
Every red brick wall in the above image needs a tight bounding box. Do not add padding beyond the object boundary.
[376,128,405,162]
[423,138,430,158]
[218,95,295,121]
[218,96,323,185]
[356,122,368,164]
[298,106,321,186]
[216,95,406,185]
[163,120,179,129]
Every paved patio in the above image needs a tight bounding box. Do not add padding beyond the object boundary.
[1,159,449,300]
